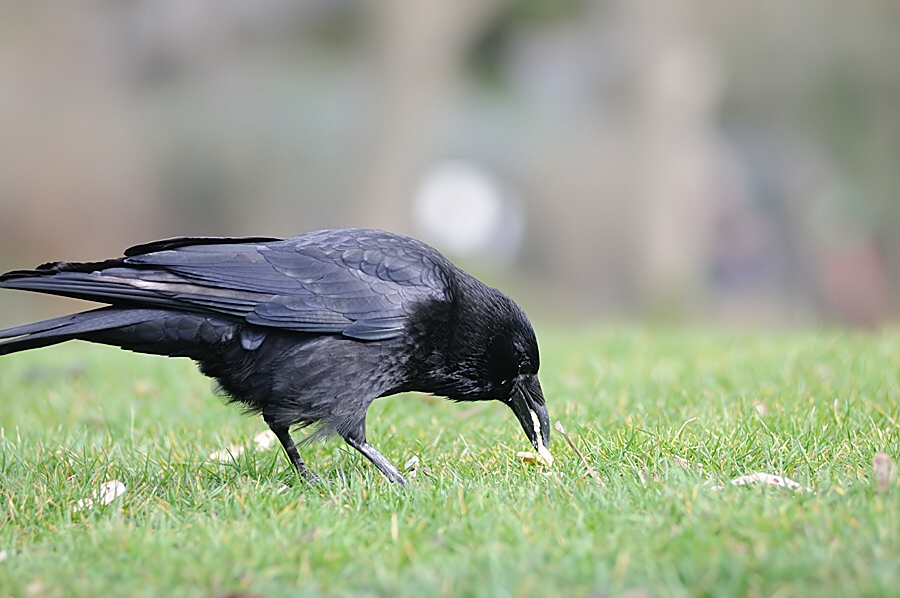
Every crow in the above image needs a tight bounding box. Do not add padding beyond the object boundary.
[0,228,551,485]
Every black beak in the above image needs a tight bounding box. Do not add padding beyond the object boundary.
[508,374,550,455]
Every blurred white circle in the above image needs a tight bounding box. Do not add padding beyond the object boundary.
[413,160,523,262]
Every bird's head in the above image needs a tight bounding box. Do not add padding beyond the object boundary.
[439,285,551,463]
[482,307,552,465]
[409,277,551,462]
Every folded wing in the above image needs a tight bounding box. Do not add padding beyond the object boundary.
[0,229,451,341]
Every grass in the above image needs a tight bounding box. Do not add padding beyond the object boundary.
[0,327,899,597]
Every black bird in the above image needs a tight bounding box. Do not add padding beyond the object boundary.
[0,229,551,485]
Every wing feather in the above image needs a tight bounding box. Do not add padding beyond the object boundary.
[1,229,452,340]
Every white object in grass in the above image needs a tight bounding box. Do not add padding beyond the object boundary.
[253,430,277,452]
[528,409,554,467]
[517,448,554,467]
[729,472,810,491]
[209,445,245,462]
[73,480,127,512]
[517,451,536,463]
[404,456,420,478]
[874,451,896,493]
[536,445,554,467]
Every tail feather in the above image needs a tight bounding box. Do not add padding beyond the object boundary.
[0,307,238,357]
[0,311,89,341]
[0,308,170,355]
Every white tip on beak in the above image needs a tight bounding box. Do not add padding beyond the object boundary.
[530,409,554,467]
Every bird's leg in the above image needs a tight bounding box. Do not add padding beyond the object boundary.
[269,425,319,484]
[342,434,408,486]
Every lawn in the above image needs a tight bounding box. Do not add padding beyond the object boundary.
[0,327,899,597]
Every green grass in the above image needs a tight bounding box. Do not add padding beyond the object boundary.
[1,328,900,597]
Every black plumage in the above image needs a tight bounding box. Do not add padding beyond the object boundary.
[0,228,550,485]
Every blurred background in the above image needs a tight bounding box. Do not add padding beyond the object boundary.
[0,0,898,328]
